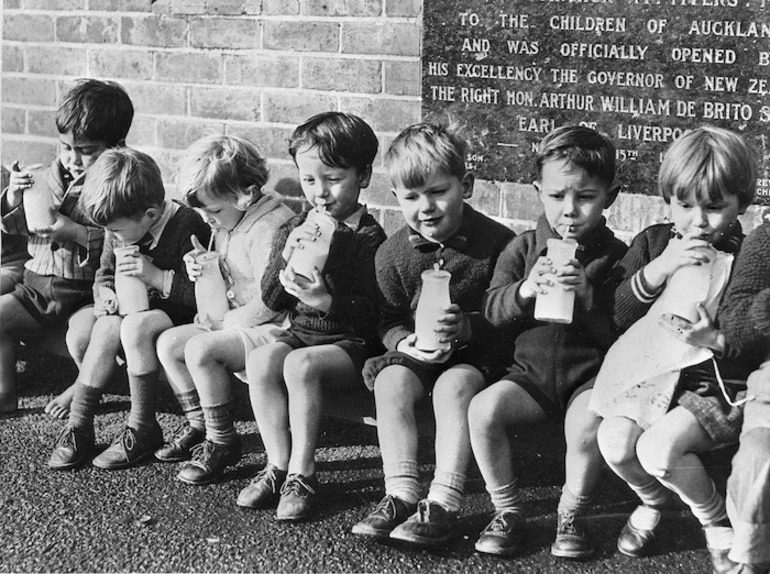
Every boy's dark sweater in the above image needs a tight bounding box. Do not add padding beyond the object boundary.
[717,221,770,378]
[375,204,515,373]
[96,205,210,321]
[262,210,387,352]
[484,215,627,392]
[614,221,747,379]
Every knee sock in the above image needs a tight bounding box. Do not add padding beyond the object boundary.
[127,371,159,434]
[629,477,671,508]
[686,479,728,527]
[384,460,421,505]
[487,479,523,514]
[67,382,102,432]
[557,484,592,517]
[427,470,466,513]
[202,402,237,445]
[176,389,205,431]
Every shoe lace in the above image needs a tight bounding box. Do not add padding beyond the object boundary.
[251,466,278,490]
[171,422,192,442]
[372,495,398,519]
[558,511,581,536]
[119,427,136,451]
[189,440,214,464]
[55,426,77,448]
[487,510,517,532]
[280,475,316,497]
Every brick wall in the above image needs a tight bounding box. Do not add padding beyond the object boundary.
[1,0,764,240]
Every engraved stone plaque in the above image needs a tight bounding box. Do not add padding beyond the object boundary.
[423,0,770,203]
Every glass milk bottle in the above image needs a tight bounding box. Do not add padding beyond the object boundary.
[288,208,337,280]
[113,245,149,315]
[22,170,57,233]
[414,267,452,352]
[194,251,229,328]
[534,238,578,324]
[659,245,715,323]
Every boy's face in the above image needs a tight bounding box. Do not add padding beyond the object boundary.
[668,188,743,244]
[392,169,472,244]
[193,187,245,232]
[105,209,158,245]
[294,145,370,221]
[58,131,109,181]
[534,159,614,242]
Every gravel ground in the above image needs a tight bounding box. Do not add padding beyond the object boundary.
[0,348,724,573]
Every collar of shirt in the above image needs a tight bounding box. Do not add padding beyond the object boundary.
[407,204,474,253]
[144,199,179,250]
[338,204,367,231]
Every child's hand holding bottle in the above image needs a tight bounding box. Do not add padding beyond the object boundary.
[644,235,713,291]
[7,160,43,208]
[183,234,208,282]
[519,256,556,301]
[658,302,725,353]
[278,265,332,313]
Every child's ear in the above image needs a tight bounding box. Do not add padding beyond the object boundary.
[358,165,373,189]
[144,206,160,221]
[462,173,474,199]
[604,181,621,209]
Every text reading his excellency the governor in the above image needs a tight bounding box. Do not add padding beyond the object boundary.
[423,0,770,201]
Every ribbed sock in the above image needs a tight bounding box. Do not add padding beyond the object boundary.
[127,371,159,434]
[383,460,421,505]
[427,470,466,513]
[202,402,237,445]
[629,477,671,508]
[557,484,592,516]
[487,479,523,514]
[67,382,102,432]
[686,480,728,527]
[176,389,205,431]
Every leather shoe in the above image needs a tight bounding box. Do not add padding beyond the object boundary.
[93,424,163,470]
[177,437,242,486]
[48,426,94,471]
[617,505,661,558]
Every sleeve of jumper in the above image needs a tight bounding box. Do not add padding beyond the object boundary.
[260,221,295,312]
[1,187,29,236]
[483,237,532,328]
[323,225,386,330]
[718,225,770,361]
[376,246,414,351]
[613,232,662,332]
[166,214,210,309]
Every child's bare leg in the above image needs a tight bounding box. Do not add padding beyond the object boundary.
[245,342,293,470]
[273,345,358,521]
[46,306,96,419]
[155,324,208,462]
[351,365,424,538]
[0,294,46,413]
[637,406,732,569]
[430,365,485,509]
[468,379,544,555]
[176,329,247,485]
[92,311,173,470]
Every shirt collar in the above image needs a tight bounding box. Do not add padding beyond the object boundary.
[339,204,367,230]
[144,199,178,250]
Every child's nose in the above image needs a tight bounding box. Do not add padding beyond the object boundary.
[693,207,708,226]
[419,195,435,212]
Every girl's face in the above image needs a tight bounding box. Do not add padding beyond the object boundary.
[668,188,744,244]
[193,188,246,232]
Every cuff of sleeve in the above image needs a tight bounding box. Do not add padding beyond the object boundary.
[632,268,664,303]
[750,288,770,336]
[161,269,175,299]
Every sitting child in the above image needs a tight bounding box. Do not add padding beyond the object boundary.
[718,220,770,573]
[155,135,294,485]
[590,126,756,572]
[1,79,133,415]
[351,123,514,545]
[240,112,387,521]
[48,148,210,470]
[469,125,627,559]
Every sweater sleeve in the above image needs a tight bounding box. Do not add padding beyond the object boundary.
[376,241,415,351]
[483,234,534,328]
[718,223,770,361]
[260,219,296,312]
[613,230,664,332]
[164,212,210,309]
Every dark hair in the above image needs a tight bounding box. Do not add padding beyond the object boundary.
[288,112,378,174]
[658,125,756,208]
[536,125,616,187]
[55,78,134,147]
[384,123,467,189]
[80,148,165,226]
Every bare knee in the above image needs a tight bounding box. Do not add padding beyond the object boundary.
[156,329,187,367]
[636,430,677,478]
[283,348,318,386]
[597,418,642,467]
[373,366,421,413]
[468,386,509,437]
[184,334,217,371]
